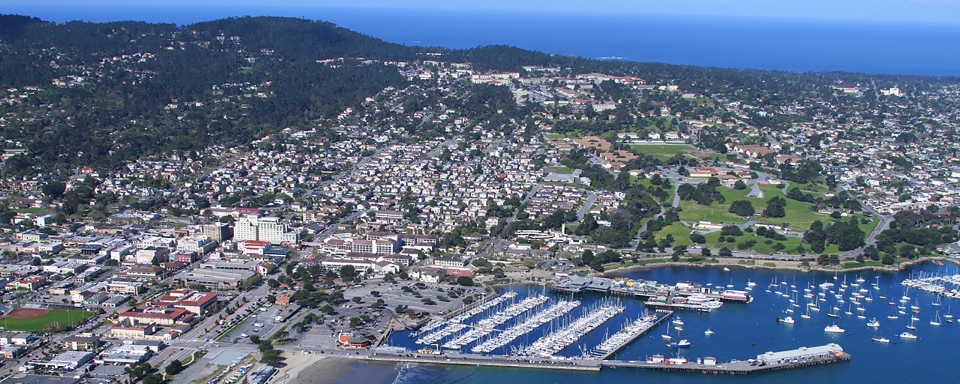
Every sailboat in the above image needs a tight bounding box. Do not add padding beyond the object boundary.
[933,295,942,307]
[945,306,954,323]
[662,322,672,340]
[930,311,942,326]
[873,276,881,290]
[906,317,917,330]
[801,307,811,319]
[845,304,853,316]
[828,301,841,318]
[727,278,734,288]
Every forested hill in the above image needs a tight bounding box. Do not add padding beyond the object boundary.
[0,15,953,175]
[0,15,422,174]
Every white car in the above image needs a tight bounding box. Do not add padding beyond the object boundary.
[241,333,249,338]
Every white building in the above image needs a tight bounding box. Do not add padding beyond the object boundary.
[234,216,305,244]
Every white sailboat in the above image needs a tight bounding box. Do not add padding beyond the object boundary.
[661,322,672,340]
[945,306,954,323]
[906,317,917,330]
[801,307,811,319]
[930,311,942,326]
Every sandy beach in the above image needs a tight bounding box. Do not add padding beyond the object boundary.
[272,353,355,384]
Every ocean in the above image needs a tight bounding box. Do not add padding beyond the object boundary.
[3,5,960,76]
[338,261,960,384]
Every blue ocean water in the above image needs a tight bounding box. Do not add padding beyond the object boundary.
[356,261,960,384]
[4,5,960,76]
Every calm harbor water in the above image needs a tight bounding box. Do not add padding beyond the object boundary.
[343,261,960,384]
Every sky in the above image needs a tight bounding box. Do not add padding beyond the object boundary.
[4,0,960,24]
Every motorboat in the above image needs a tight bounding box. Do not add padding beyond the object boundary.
[704,328,714,336]
[867,318,880,328]
[824,324,845,333]
[777,316,795,324]
[669,339,691,348]
[872,336,890,343]
[900,332,917,339]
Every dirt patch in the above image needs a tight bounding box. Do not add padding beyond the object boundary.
[3,307,50,319]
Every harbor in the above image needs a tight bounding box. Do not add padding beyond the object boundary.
[367,262,960,383]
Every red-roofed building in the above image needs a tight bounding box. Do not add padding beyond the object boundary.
[153,289,219,316]
[118,306,195,326]
[275,295,291,306]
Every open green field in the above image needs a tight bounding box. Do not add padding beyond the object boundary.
[15,208,48,214]
[544,133,567,139]
[634,178,675,204]
[546,166,573,174]
[677,183,833,230]
[654,222,841,255]
[239,67,254,75]
[1,309,94,332]
[630,144,694,160]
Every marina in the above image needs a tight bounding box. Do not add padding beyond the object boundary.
[471,299,581,354]
[376,262,960,382]
[518,301,625,357]
[441,295,550,350]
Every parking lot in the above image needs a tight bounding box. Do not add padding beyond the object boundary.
[343,281,484,315]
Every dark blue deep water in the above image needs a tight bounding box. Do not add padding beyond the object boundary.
[5,5,960,76]
[358,262,960,384]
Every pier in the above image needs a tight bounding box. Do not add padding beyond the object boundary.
[366,343,850,375]
[551,275,750,308]
[602,344,851,374]
[589,311,673,360]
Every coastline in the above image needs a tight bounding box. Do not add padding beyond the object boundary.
[601,256,960,277]
[481,256,960,289]
[272,353,354,384]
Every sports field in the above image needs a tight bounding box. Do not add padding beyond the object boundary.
[1,308,95,332]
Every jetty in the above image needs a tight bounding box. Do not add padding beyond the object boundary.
[602,343,850,374]
[367,343,849,375]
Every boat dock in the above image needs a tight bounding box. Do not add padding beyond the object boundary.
[588,311,673,360]
[366,343,849,375]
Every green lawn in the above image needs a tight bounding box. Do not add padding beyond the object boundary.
[240,67,254,74]
[1,309,94,332]
[544,133,567,139]
[15,208,48,214]
[635,178,675,204]
[677,186,756,224]
[547,166,573,174]
[655,221,839,255]
[630,144,694,160]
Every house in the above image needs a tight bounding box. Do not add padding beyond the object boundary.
[275,295,291,306]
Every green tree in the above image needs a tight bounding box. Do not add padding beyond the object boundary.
[762,196,787,218]
[728,200,755,217]
[456,276,474,286]
[340,265,357,281]
[165,360,184,375]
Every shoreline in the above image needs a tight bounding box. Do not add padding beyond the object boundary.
[599,256,960,277]
[481,257,959,289]
[273,353,355,384]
